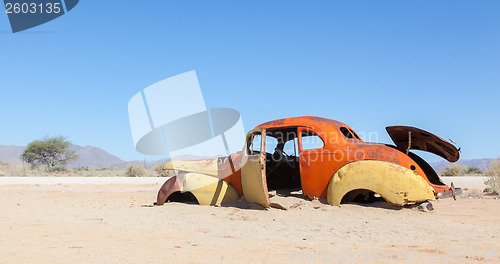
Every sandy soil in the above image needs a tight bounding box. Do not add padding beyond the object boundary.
[0,178,498,263]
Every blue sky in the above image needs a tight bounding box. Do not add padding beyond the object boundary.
[1,1,499,162]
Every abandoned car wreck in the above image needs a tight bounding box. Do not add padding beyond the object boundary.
[157,116,461,208]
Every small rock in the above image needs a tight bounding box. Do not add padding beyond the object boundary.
[269,196,304,210]
[415,201,434,212]
[270,202,287,210]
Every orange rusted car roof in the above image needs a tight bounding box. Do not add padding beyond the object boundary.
[255,116,348,131]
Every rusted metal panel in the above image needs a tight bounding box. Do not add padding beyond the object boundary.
[156,173,183,206]
[240,128,270,208]
[386,126,460,162]
[217,152,243,196]
[156,171,239,206]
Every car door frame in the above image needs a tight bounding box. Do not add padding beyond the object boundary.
[297,126,331,198]
[240,128,270,208]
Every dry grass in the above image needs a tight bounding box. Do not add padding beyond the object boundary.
[0,161,157,177]
[442,163,483,176]
[0,161,32,176]
[125,164,146,177]
[153,162,176,177]
[485,158,500,194]
[442,163,468,176]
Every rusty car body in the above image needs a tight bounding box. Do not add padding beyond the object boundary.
[157,116,461,208]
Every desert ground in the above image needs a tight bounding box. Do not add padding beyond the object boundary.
[0,177,498,263]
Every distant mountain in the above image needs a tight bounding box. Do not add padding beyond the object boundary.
[0,144,129,169]
[67,145,126,168]
[0,145,25,163]
[430,158,496,173]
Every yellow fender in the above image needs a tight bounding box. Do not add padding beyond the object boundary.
[180,173,239,205]
[327,160,435,206]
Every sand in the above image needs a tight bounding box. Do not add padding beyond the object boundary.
[0,177,498,263]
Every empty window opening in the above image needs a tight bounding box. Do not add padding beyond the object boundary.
[340,127,360,140]
[246,133,262,155]
[265,127,302,192]
[301,130,325,150]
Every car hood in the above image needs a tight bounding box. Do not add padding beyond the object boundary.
[386,126,460,162]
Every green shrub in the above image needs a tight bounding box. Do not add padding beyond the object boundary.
[126,165,146,177]
[20,136,78,168]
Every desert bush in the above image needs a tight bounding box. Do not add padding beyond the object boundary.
[126,165,146,177]
[153,162,176,177]
[47,166,67,173]
[154,162,166,177]
[0,160,6,175]
[73,167,90,172]
[466,166,482,175]
[0,162,145,177]
[485,158,500,194]
[442,164,468,176]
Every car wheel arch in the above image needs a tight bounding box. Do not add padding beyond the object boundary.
[157,173,239,206]
[327,160,435,206]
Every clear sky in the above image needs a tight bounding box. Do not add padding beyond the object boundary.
[1,1,499,162]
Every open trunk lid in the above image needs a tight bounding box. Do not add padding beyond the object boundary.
[386,126,460,162]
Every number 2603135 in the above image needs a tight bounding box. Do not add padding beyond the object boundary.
[5,2,62,14]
